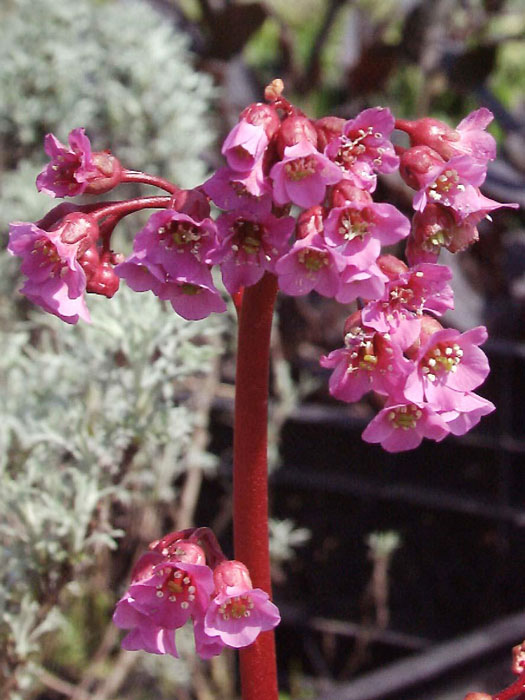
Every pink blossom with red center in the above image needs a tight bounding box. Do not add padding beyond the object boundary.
[36,128,99,198]
[131,209,218,268]
[361,263,454,347]
[208,210,295,294]
[275,232,345,297]
[323,201,410,264]
[404,326,490,410]
[320,324,412,402]
[115,545,214,633]
[325,107,399,191]
[270,141,342,208]
[221,120,269,172]
[362,401,450,452]
[203,165,272,213]
[204,561,280,648]
[113,595,179,657]
[7,214,98,323]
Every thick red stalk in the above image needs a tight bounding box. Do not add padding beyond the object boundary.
[493,673,525,700]
[122,170,181,195]
[233,273,279,700]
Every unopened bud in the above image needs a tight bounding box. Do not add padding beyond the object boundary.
[86,260,119,298]
[172,189,211,220]
[377,254,408,279]
[315,116,345,151]
[396,117,460,160]
[171,540,206,566]
[58,213,99,256]
[276,115,318,157]
[330,180,373,208]
[399,145,445,190]
[84,151,123,194]
[240,103,281,140]
[296,206,325,239]
[264,78,284,102]
[406,315,444,357]
[213,560,252,593]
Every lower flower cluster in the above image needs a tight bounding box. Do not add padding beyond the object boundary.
[113,528,280,659]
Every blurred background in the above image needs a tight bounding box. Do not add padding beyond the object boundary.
[1,0,525,699]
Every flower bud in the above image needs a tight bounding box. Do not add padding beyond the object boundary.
[296,206,325,239]
[58,212,99,247]
[240,103,281,140]
[213,560,252,593]
[396,117,460,160]
[84,151,123,194]
[264,78,284,102]
[405,314,444,357]
[78,244,101,282]
[377,254,408,279]
[170,540,207,566]
[329,180,374,208]
[315,116,345,151]
[276,115,318,157]
[398,145,445,190]
[86,258,120,298]
[171,188,211,220]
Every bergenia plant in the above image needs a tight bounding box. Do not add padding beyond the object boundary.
[8,78,518,700]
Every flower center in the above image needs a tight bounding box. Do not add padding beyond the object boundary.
[155,569,196,609]
[32,238,67,277]
[180,283,203,296]
[232,219,264,255]
[284,156,318,182]
[388,404,422,430]
[428,169,463,204]
[297,248,329,271]
[338,208,371,242]
[421,342,463,382]
[422,224,453,252]
[346,338,385,373]
[336,127,384,169]
[218,594,254,620]
[51,154,82,190]
[158,221,203,251]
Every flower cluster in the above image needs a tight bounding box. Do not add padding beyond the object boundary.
[113,528,280,658]
[8,79,516,449]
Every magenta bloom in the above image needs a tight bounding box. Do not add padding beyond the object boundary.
[321,325,412,402]
[325,107,399,191]
[275,233,345,297]
[116,251,226,320]
[36,128,99,198]
[335,262,387,305]
[113,595,179,657]
[7,214,97,323]
[209,211,295,294]
[203,166,272,213]
[323,201,410,266]
[361,263,454,347]
[404,326,490,410]
[439,391,495,435]
[204,561,280,648]
[362,402,450,452]
[221,120,269,172]
[270,141,342,208]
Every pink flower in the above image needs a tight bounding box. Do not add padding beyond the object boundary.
[203,166,272,213]
[208,211,295,294]
[361,263,454,347]
[323,201,410,264]
[204,561,280,648]
[404,326,490,410]
[270,141,342,208]
[275,232,344,297]
[412,155,488,214]
[113,595,179,657]
[439,391,495,436]
[114,544,214,634]
[325,107,399,191]
[116,251,226,320]
[362,402,450,452]
[37,128,123,198]
[320,322,412,402]
[222,120,269,172]
[335,262,387,305]
[8,213,98,323]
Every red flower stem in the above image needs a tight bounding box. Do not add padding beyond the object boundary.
[233,272,279,700]
[122,169,181,195]
[91,196,172,223]
[493,673,525,700]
